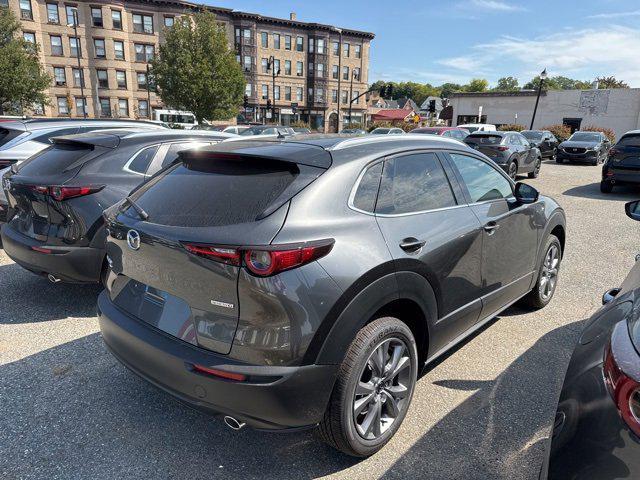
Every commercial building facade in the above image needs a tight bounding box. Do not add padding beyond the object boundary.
[449,89,640,139]
[5,0,374,132]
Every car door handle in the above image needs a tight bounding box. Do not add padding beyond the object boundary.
[399,238,426,252]
[483,222,500,235]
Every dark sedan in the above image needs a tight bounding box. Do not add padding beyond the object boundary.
[543,200,640,479]
[556,131,610,165]
[522,130,559,160]
[464,131,542,179]
[601,130,640,193]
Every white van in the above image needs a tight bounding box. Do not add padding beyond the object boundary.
[457,123,497,133]
[154,109,197,129]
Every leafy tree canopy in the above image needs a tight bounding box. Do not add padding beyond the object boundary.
[494,76,519,92]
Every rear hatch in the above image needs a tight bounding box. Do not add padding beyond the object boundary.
[104,144,330,354]
[611,134,640,169]
[464,134,505,157]
[4,138,110,241]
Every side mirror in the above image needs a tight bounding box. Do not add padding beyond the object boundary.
[625,200,640,221]
[514,182,539,204]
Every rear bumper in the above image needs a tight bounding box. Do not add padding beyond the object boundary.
[0,224,104,283]
[602,165,640,185]
[97,290,338,431]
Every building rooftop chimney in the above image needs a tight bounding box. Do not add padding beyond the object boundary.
[290,12,296,21]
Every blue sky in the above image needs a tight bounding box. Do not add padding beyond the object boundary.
[206,0,640,87]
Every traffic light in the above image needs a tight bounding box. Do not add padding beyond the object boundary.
[243,95,249,109]
[428,99,436,113]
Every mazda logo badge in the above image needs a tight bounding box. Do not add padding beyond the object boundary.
[127,229,141,250]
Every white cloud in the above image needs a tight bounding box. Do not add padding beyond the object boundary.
[437,56,487,72]
[467,0,526,12]
[588,10,640,19]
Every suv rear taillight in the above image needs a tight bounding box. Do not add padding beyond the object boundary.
[604,343,640,437]
[27,184,105,201]
[182,240,334,277]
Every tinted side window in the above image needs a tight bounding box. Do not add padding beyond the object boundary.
[449,153,512,203]
[160,142,213,168]
[376,153,456,215]
[17,143,93,175]
[126,145,158,174]
[352,162,382,212]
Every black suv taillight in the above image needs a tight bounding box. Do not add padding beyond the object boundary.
[28,184,105,201]
[604,342,640,437]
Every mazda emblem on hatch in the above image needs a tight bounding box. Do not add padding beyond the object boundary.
[127,229,141,250]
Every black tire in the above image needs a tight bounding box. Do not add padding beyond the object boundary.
[555,156,563,163]
[590,156,598,166]
[600,181,613,193]
[521,234,562,309]
[551,147,557,161]
[317,317,418,457]
[507,160,518,180]
[528,158,542,178]
[100,257,109,287]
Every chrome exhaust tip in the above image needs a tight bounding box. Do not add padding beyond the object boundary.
[47,273,61,283]
[223,416,246,431]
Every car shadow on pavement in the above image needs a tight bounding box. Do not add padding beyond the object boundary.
[563,182,640,201]
[380,321,586,480]
[0,262,102,324]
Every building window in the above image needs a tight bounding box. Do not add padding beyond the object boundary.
[57,97,69,115]
[19,0,32,20]
[261,58,268,74]
[116,70,126,88]
[94,38,105,58]
[138,100,149,118]
[308,87,313,101]
[284,60,291,75]
[296,36,303,52]
[343,42,350,57]
[274,85,280,100]
[133,14,153,34]
[296,87,303,101]
[260,32,268,48]
[46,3,59,23]
[285,35,291,50]
[355,44,361,59]
[135,43,154,62]
[91,7,103,27]
[72,68,84,87]
[99,97,110,117]
[111,10,122,30]
[23,32,35,44]
[75,97,87,116]
[285,86,291,101]
[164,16,174,27]
[317,63,324,78]
[274,59,280,74]
[341,90,348,103]
[331,89,338,103]
[315,88,325,103]
[342,66,349,80]
[243,28,251,41]
[261,84,268,100]
[243,55,252,72]
[308,62,313,76]
[273,33,280,49]
[50,35,62,55]
[296,61,303,76]
[354,90,360,104]
[118,98,128,117]
[332,65,338,79]
[137,72,147,89]
[114,40,125,60]
[244,83,252,96]
[332,41,339,56]
[70,37,81,57]
[53,67,66,86]
[97,69,108,88]
[66,5,78,25]
[354,67,361,81]
[309,37,314,53]
[317,39,325,54]
[32,103,44,115]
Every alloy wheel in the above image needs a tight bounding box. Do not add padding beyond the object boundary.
[534,159,541,176]
[353,338,412,440]
[539,244,560,301]
[508,162,517,180]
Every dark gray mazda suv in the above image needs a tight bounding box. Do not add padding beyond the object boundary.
[98,135,566,456]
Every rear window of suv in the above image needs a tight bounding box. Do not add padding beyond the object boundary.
[465,134,503,145]
[617,135,640,148]
[128,156,323,227]
[16,143,94,176]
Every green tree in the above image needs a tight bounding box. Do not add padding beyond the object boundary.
[595,76,629,89]
[494,76,519,92]
[439,83,463,98]
[150,11,245,123]
[0,8,51,115]
[465,78,489,92]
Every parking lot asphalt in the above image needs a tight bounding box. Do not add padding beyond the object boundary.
[1,159,639,480]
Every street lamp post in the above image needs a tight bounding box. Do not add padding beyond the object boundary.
[71,10,87,118]
[268,55,279,123]
[335,28,342,132]
[146,63,152,119]
[348,70,356,125]
[530,68,547,130]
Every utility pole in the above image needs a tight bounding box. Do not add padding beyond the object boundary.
[530,68,547,129]
[71,10,87,118]
[146,63,151,119]
[335,28,342,132]
[268,55,279,123]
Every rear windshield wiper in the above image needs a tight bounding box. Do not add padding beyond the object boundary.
[120,196,149,221]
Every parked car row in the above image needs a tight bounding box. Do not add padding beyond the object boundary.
[1,121,566,458]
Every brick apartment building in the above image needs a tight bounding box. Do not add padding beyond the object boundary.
[3,0,374,132]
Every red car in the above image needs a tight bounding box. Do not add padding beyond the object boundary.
[411,126,469,141]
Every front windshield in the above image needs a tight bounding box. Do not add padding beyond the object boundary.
[569,132,601,142]
[240,127,275,136]
[522,131,543,140]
